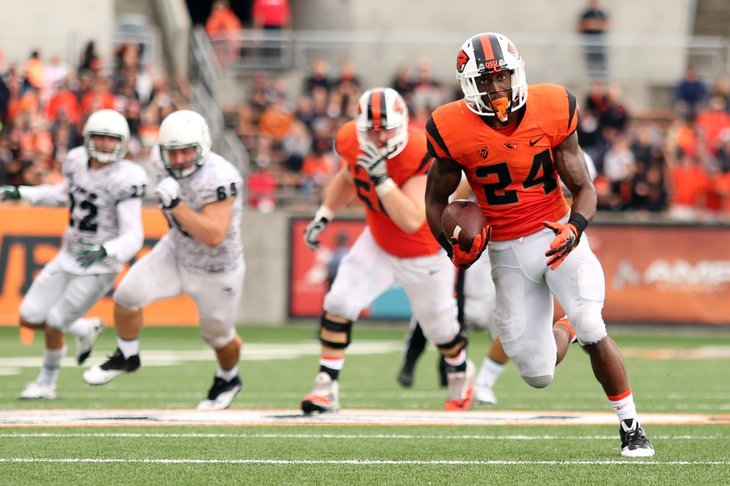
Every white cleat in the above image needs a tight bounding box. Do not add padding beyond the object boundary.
[301,372,340,415]
[197,376,243,410]
[19,381,57,400]
[75,317,104,365]
[473,382,498,405]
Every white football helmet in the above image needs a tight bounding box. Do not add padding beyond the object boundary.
[456,32,527,119]
[83,109,130,163]
[355,87,409,159]
[158,110,212,179]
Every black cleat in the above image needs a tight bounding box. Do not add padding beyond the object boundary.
[619,419,655,457]
[397,364,414,388]
[83,348,140,385]
[197,375,243,410]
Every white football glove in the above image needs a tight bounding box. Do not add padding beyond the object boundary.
[303,206,334,251]
[356,143,391,187]
[155,177,181,209]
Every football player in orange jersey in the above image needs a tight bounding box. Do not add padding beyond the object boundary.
[301,87,475,414]
[424,32,654,457]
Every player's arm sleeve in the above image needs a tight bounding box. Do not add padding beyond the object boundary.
[553,88,580,147]
[425,115,452,160]
[17,181,69,206]
[103,197,144,263]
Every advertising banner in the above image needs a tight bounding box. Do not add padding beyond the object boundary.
[587,225,730,325]
[289,217,730,325]
[0,205,198,326]
[288,217,412,319]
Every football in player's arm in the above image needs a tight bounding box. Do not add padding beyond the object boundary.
[83,110,246,411]
[423,32,654,457]
[0,109,147,400]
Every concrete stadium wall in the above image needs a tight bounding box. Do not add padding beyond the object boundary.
[0,0,115,69]
[238,209,293,325]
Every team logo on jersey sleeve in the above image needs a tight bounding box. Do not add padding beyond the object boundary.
[479,146,489,158]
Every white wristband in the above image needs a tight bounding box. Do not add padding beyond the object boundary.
[314,205,335,222]
[375,178,397,197]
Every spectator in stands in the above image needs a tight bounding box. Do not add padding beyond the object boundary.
[44,55,69,98]
[252,0,291,62]
[674,65,708,117]
[328,60,361,119]
[281,119,312,173]
[603,133,636,210]
[46,78,81,126]
[668,153,710,221]
[81,77,115,117]
[23,50,45,92]
[410,59,444,113]
[0,73,10,124]
[252,0,291,31]
[304,59,331,97]
[695,96,730,156]
[78,41,102,76]
[300,145,336,194]
[391,64,414,102]
[577,0,610,80]
[205,0,243,68]
[247,163,277,212]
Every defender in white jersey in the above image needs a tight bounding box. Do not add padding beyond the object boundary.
[83,110,246,411]
[0,109,147,400]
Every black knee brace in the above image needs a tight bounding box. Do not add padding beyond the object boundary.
[319,314,353,350]
[436,330,468,358]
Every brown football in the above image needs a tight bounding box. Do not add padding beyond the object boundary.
[441,200,488,251]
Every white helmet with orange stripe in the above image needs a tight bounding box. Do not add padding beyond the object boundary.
[355,87,409,159]
[456,32,527,120]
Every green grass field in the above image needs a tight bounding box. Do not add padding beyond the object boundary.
[0,324,729,485]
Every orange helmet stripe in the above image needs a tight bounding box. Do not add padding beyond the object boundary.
[473,33,505,73]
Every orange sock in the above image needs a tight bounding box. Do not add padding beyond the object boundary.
[554,316,576,343]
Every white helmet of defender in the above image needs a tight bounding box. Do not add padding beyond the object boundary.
[158,110,212,179]
[83,109,130,163]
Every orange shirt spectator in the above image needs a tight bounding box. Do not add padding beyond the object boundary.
[206,0,242,38]
[24,51,45,90]
[252,0,291,29]
[47,88,81,125]
[669,159,710,207]
[695,97,730,154]
[259,101,293,141]
[247,167,278,212]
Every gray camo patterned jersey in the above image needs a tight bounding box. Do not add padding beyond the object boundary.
[158,152,244,273]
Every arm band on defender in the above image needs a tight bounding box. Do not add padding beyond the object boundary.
[314,205,335,223]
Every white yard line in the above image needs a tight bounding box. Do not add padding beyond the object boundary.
[1,408,729,427]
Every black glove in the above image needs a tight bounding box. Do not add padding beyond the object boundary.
[0,186,21,201]
[77,243,107,268]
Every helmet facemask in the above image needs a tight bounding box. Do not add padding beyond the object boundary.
[160,144,205,179]
[356,88,409,159]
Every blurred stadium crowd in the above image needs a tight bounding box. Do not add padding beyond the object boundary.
[2,39,730,222]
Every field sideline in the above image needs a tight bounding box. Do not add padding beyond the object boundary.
[0,324,728,484]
